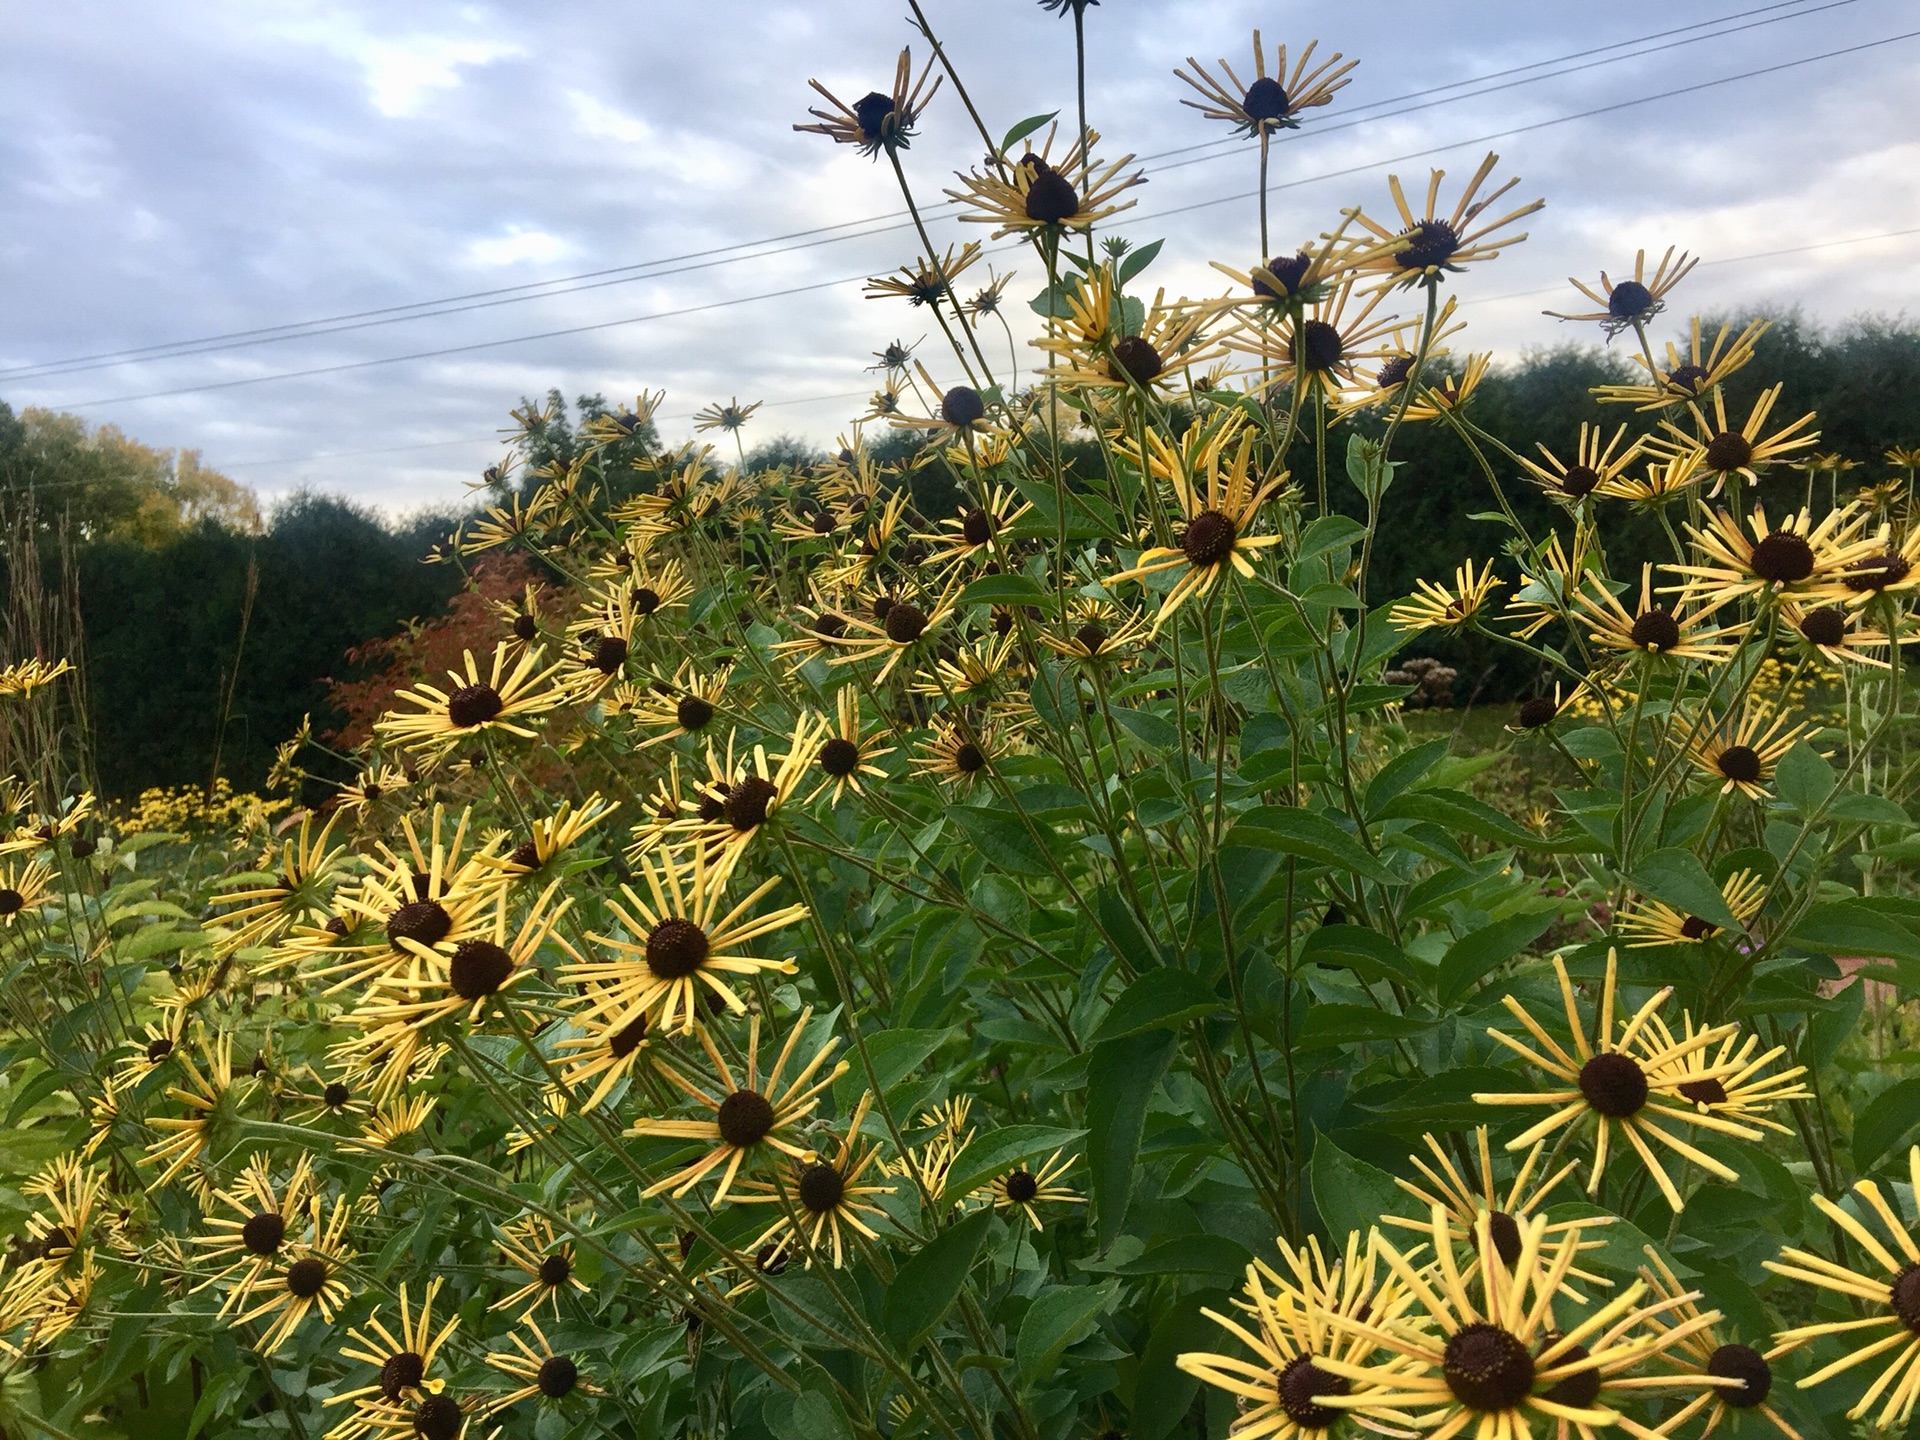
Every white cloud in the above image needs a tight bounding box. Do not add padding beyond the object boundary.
[354,34,522,118]
[464,226,574,268]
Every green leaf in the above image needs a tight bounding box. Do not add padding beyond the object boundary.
[944,1125,1086,1204]
[1001,111,1059,154]
[1343,432,1396,499]
[1854,1078,1920,1172]
[1297,924,1423,986]
[1230,806,1400,885]
[786,1393,854,1440]
[1310,1135,1409,1241]
[847,1027,959,1097]
[1116,238,1164,287]
[959,572,1049,606]
[881,1208,994,1350]
[1092,968,1224,1044]
[1016,1280,1118,1385]
[1028,659,1076,733]
[1832,792,1913,825]
[1087,1029,1175,1247]
[1787,901,1920,963]
[1630,848,1739,930]
[948,804,1052,876]
[1436,911,1556,1006]
[1295,1002,1434,1049]
[1776,740,1836,813]
[1378,788,1569,851]
[1363,739,1451,817]
[1112,706,1179,751]
[1294,514,1369,567]
[1130,1289,1229,1440]
[1108,1235,1252,1278]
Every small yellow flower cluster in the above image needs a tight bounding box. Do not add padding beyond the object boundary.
[121,778,291,837]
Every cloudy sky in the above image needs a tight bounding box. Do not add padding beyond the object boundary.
[3,0,1916,517]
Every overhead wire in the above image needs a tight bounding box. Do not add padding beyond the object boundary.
[51,23,1920,412]
[0,0,1866,384]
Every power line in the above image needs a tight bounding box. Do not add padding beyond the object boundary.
[214,221,1920,477]
[51,25,1920,412]
[0,0,1861,384]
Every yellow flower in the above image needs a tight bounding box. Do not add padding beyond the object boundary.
[483,1318,604,1415]
[691,397,761,434]
[737,1093,894,1268]
[1174,32,1357,137]
[1573,564,1737,665]
[1615,871,1768,949]
[1177,1230,1416,1440]
[1515,423,1642,507]
[975,1149,1082,1231]
[376,643,558,757]
[1684,709,1809,800]
[945,125,1143,239]
[1472,951,1753,1210]
[864,242,982,307]
[231,1196,355,1354]
[1593,316,1767,411]
[190,1152,316,1314]
[494,1216,590,1319]
[1546,246,1697,337]
[566,845,804,1036]
[806,687,895,804]
[1766,1145,1920,1427]
[794,47,940,157]
[628,1010,847,1204]
[1349,152,1543,287]
[1109,421,1287,632]
[1651,383,1818,496]
[1389,558,1503,633]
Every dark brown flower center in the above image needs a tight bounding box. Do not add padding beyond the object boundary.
[696,784,728,824]
[1538,1338,1601,1408]
[1666,363,1710,394]
[954,742,986,774]
[537,1355,578,1398]
[380,1350,426,1401]
[242,1212,286,1256]
[446,683,503,728]
[1628,608,1681,651]
[1277,1354,1349,1429]
[645,918,710,979]
[1004,1169,1039,1204]
[1843,551,1911,592]
[285,1257,329,1298]
[1516,695,1558,729]
[1182,509,1239,567]
[1289,319,1344,373]
[1443,1323,1535,1411]
[1606,280,1655,321]
[1109,335,1165,385]
[590,636,628,674]
[1242,76,1292,124]
[756,1241,789,1275]
[1579,1051,1649,1117]
[725,775,778,830]
[448,940,515,999]
[1749,531,1815,583]
[1707,1343,1772,1407]
[717,1089,776,1148]
[1255,253,1312,299]
[513,614,537,642]
[323,1082,351,1108]
[632,585,662,615]
[941,386,986,427]
[609,1013,649,1058]
[820,737,862,776]
[412,1394,463,1440]
[1892,1266,1920,1333]
[1075,622,1109,654]
[1396,219,1461,272]
[798,1163,846,1213]
[1559,464,1600,498]
[1681,915,1718,940]
[1798,606,1847,646]
[961,509,996,546]
[676,695,715,731]
[885,603,929,644]
[1375,355,1413,389]
[852,92,895,141]
[1679,1076,1729,1106]
[1716,745,1763,783]
[538,1252,572,1287]
[1705,431,1753,474]
[388,899,452,952]
[812,611,848,639]
[508,839,540,870]
[1486,1210,1523,1268]
[1024,169,1081,225]
[147,1036,175,1063]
